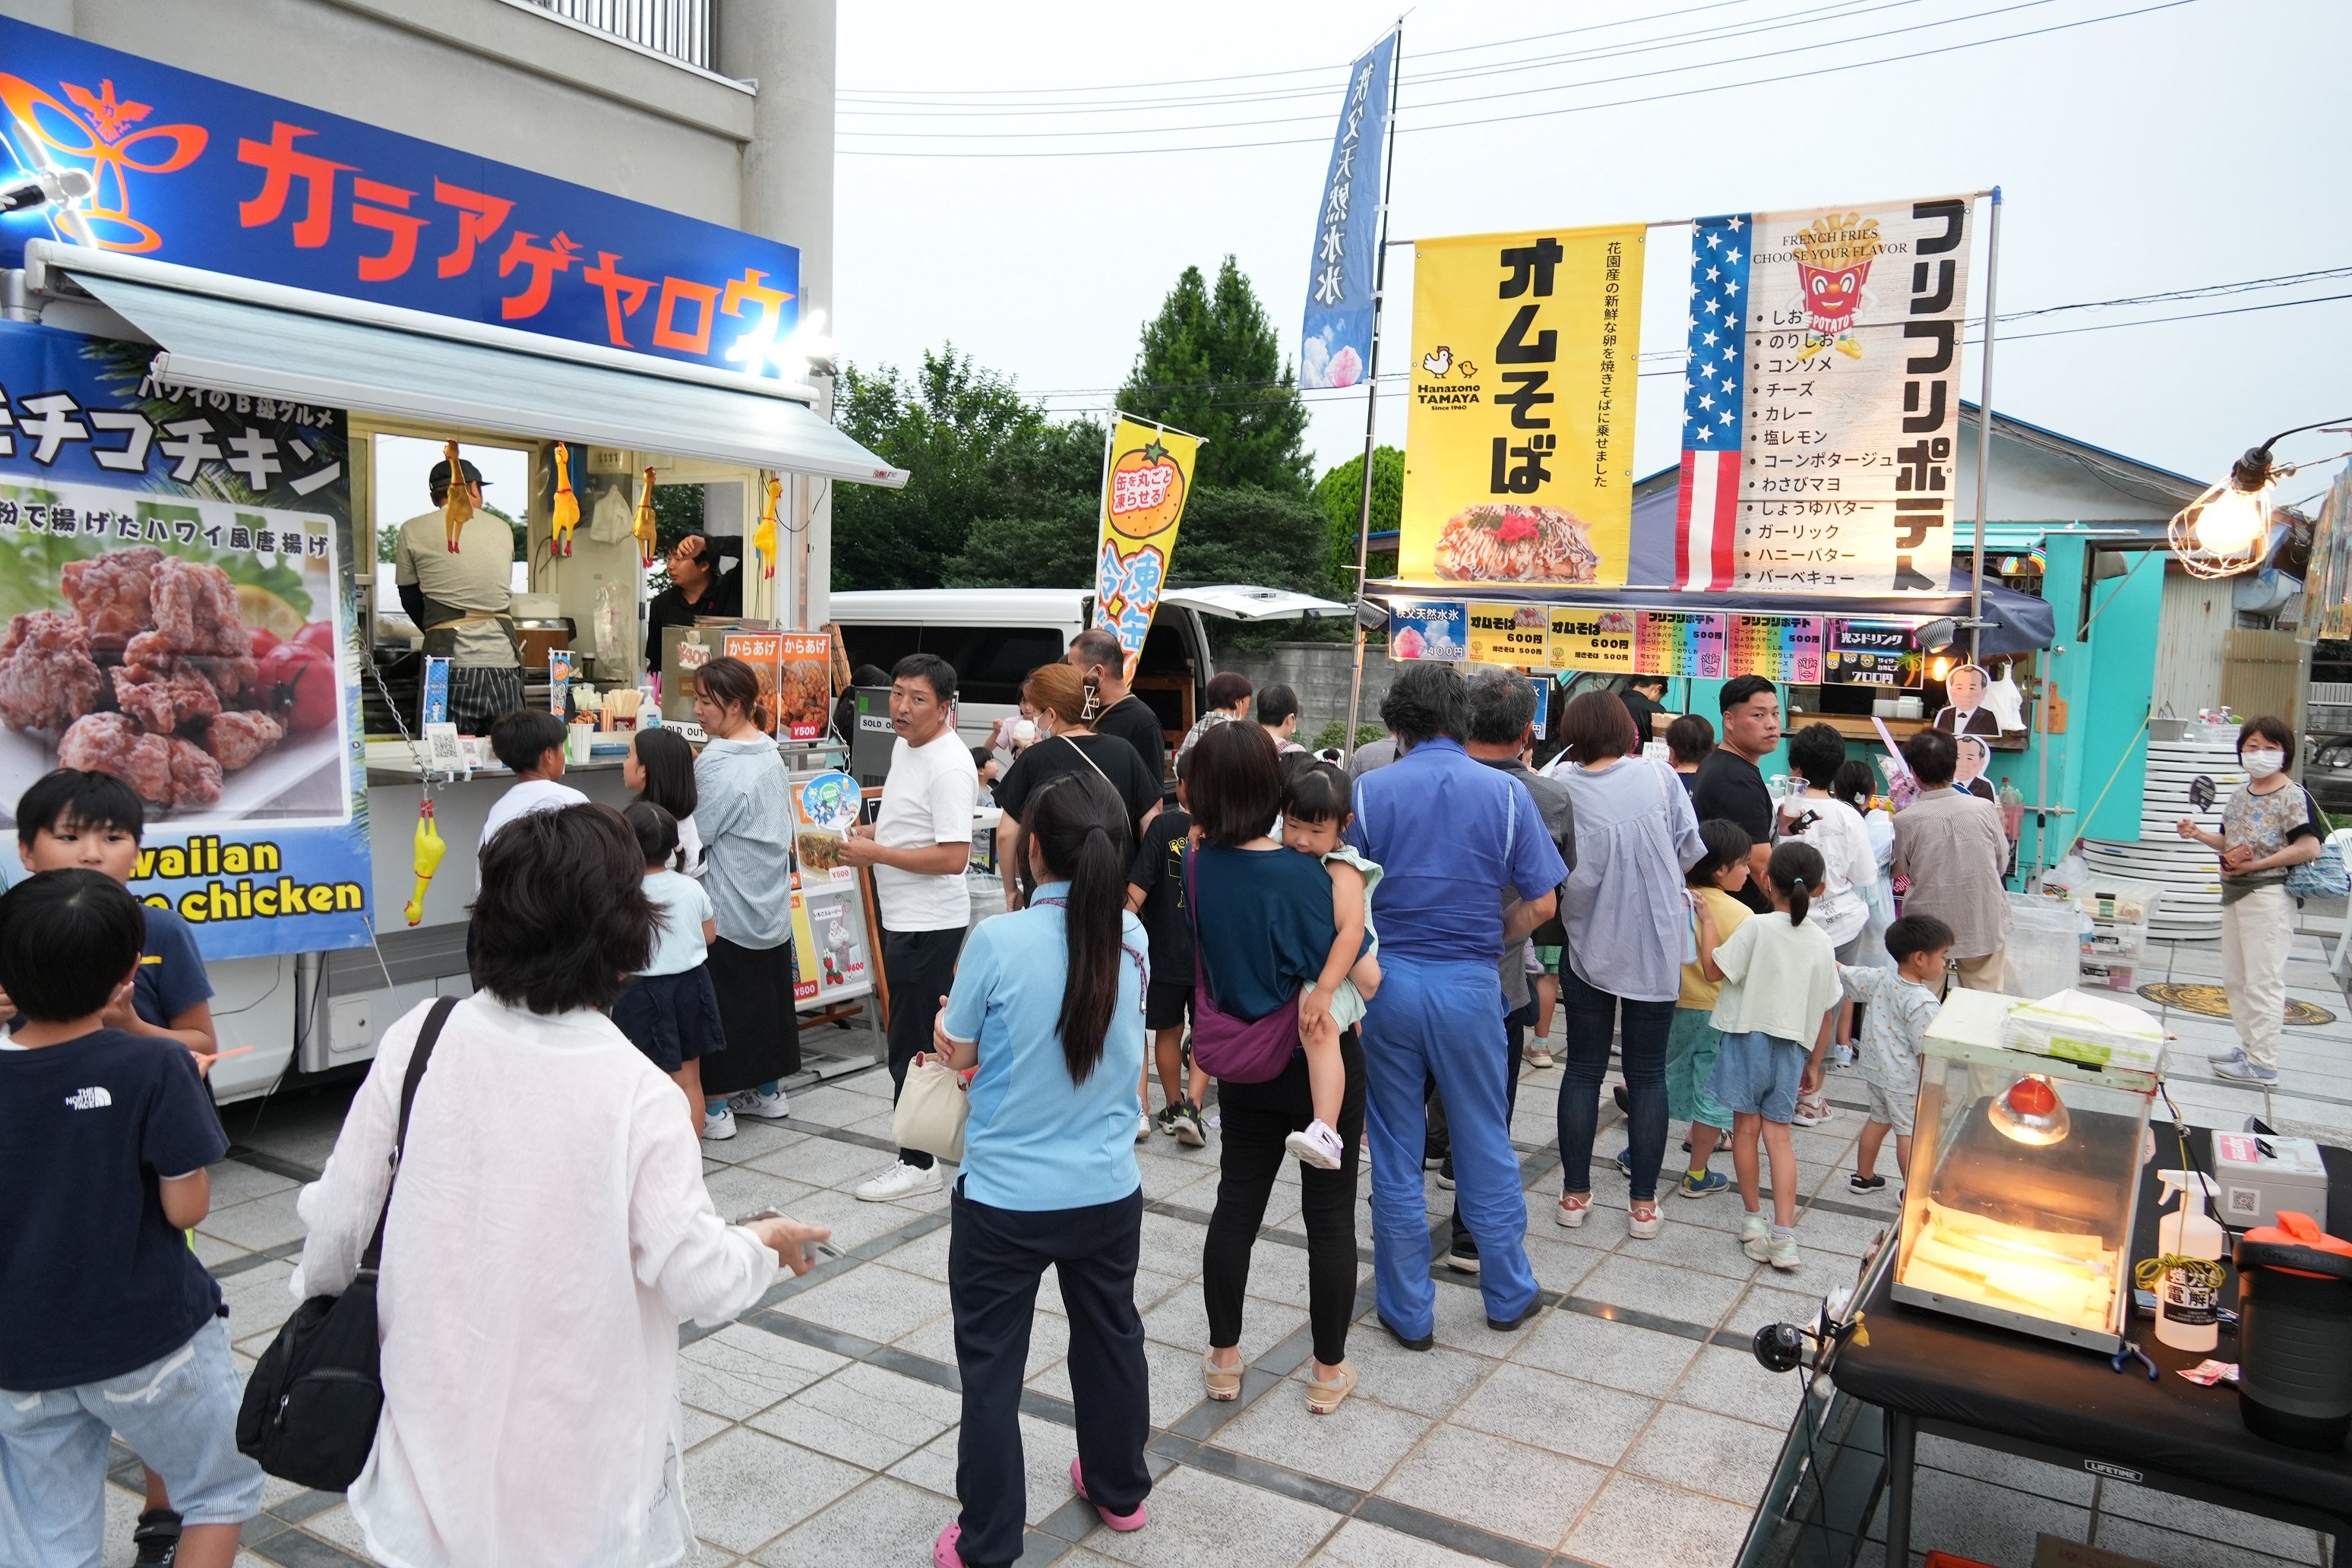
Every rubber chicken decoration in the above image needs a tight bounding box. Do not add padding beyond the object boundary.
[754,475,780,580]
[403,799,446,926]
[632,465,659,567]
[441,439,473,552]
[550,441,580,558]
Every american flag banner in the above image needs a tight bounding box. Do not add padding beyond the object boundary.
[1674,215,1750,590]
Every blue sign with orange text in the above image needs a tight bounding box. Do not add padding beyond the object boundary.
[0,15,801,376]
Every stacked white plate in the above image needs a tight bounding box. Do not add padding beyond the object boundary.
[2081,734,2241,942]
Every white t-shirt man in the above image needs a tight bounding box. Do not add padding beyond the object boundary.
[394,511,518,668]
[476,777,590,889]
[871,732,978,933]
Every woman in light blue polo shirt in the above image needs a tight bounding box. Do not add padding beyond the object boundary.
[930,771,1151,1568]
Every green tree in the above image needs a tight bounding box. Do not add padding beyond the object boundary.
[1167,485,1335,599]
[944,416,1106,589]
[1314,444,1402,587]
[1118,257,1311,496]
[830,348,1064,590]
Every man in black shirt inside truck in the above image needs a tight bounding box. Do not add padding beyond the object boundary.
[642,531,743,678]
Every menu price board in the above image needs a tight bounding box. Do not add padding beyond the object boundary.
[1823,619,1921,687]
[1388,599,1468,662]
[1544,608,1639,672]
[1728,614,1823,685]
[1467,603,1551,666]
[1633,611,1726,678]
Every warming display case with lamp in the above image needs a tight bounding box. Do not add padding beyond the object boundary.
[1892,990,2165,1354]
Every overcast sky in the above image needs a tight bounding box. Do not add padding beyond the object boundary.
[833,0,2350,509]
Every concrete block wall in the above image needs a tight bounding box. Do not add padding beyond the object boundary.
[1221,643,1395,741]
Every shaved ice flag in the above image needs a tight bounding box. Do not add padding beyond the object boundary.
[1298,31,1396,390]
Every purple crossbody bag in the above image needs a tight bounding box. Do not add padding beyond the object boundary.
[1182,852,1302,1084]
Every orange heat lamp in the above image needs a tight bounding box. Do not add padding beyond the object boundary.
[632,466,659,567]
[754,475,780,580]
[1990,1073,2071,1146]
[441,439,473,553]
[550,441,580,558]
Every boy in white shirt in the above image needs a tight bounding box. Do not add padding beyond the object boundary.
[1838,915,1953,1193]
[842,654,978,1202]
[476,710,588,887]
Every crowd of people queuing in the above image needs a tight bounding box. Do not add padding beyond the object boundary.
[0,624,2324,1567]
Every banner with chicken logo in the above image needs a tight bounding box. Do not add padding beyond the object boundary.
[0,321,371,959]
[1399,226,1645,590]
[1673,198,1974,594]
[1093,415,1202,680]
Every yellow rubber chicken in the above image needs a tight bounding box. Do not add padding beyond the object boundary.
[754,475,780,580]
[404,799,447,927]
[550,441,580,558]
[633,465,659,567]
[441,439,473,553]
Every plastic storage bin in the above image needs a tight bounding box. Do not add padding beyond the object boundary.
[2082,918,2151,960]
[2072,879,2162,926]
[2003,892,2088,1001]
[2078,958,2138,992]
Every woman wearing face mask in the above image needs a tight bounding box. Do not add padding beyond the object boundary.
[2177,716,2322,1086]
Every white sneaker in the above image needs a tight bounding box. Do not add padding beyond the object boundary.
[1791,1094,1832,1127]
[1284,1120,1346,1171]
[701,1105,737,1141]
[1136,1112,1153,1143]
[728,1088,792,1122]
[855,1160,944,1202]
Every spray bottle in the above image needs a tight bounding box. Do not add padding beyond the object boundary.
[2151,1169,2224,1352]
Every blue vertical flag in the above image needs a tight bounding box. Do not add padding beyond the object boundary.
[1298,31,1397,390]
[1674,214,1751,589]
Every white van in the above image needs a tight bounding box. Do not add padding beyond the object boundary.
[829,586,1346,757]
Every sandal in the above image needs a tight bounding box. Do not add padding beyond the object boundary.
[1305,1358,1358,1415]
[1201,1348,1242,1401]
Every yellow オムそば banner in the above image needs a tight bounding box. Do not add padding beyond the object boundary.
[1400,225,1644,590]
[1095,415,1203,680]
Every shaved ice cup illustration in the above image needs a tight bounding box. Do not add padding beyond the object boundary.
[1791,212,1883,341]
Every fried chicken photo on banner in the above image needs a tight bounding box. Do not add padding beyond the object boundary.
[0,550,299,812]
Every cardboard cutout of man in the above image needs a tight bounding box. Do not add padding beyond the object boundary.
[1932,663,2011,737]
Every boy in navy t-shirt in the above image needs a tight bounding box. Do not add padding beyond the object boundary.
[12,769,217,1062]
[0,871,262,1566]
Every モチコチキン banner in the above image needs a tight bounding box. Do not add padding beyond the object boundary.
[1674,198,1973,593]
[0,321,370,957]
[1401,226,1645,589]
[1095,416,1202,681]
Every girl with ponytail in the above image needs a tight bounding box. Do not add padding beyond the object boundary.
[928,770,1153,1563]
[1698,839,1841,1274]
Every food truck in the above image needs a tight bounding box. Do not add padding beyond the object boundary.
[0,21,907,1103]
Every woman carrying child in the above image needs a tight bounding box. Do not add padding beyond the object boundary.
[1704,840,1843,1270]
[612,801,725,1136]
[1186,723,1368,1415]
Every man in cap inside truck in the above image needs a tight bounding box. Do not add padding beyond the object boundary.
[394,456,522,734]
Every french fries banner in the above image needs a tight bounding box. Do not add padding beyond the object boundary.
[1400,226,1645,589]
[1095,416,1203,679]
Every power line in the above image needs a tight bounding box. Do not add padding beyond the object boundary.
[836,0,1819,101]
[838,0,1908,118]
[840,0,2034,138]
[838,0,2196,157]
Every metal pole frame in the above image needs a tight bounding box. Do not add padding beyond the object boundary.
[1968,187,2003,667]
[1342,23,1404,765]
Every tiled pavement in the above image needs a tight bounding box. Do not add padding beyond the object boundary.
[133,924,2352,1568]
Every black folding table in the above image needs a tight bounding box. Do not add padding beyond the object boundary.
[1829,1128,2352,1561]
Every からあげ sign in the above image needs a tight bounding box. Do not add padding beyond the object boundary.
[0,15,801,376]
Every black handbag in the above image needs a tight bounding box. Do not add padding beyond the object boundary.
[236,996,454,1491]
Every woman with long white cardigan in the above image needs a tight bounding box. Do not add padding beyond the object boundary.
[289,804,828,1567]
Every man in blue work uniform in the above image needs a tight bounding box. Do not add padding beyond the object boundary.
[1348,663,1566,1345]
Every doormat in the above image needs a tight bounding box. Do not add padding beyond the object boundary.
[2137,983,2338,1026]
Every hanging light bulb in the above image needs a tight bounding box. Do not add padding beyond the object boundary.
[1989,1073,2071,1146]
[2168,419,2352,580]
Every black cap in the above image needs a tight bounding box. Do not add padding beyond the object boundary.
[428,458,487,490]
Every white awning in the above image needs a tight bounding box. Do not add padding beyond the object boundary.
[24,240,906,488]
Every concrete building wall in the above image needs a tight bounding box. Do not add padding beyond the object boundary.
[1222,643,1396,744]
